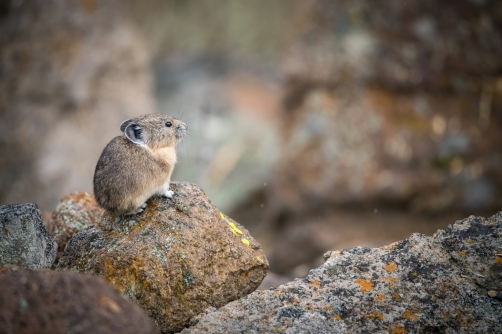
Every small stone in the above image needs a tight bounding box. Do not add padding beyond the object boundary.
[45,192,103,264]
[488,290,497,298]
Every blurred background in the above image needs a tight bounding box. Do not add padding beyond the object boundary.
[1,0,501,286]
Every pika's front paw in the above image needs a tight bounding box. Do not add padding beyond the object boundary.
[162,190,174,199]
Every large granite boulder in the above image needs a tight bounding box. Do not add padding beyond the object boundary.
[0,203,57,269]
[0,268,157,334]
[58,182,268,333]
[0,0,156,210]
[45,191,104,264]
[182,212,502,333]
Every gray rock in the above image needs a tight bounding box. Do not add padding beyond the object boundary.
[0,203,57,269]
[182,212,502,333]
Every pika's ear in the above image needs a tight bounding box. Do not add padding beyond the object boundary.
[120,119,133,132]
[124,123,146,145]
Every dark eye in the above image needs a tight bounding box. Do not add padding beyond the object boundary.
[165,121,172,127]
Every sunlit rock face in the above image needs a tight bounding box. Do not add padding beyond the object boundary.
[58,182,269,334]
[0,0,156,209]
[273,0,502,214]
[182,212,502,334]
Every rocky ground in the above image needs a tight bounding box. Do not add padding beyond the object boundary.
[182,213,502,333]
[1,183,501,333]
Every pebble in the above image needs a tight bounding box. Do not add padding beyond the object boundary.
[487,290,497,298]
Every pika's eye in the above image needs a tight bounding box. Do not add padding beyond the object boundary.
[165,121,172,127]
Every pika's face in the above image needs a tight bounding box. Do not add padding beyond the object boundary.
[120,114,187,149]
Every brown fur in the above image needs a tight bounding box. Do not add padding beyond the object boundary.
[93,114,186,215]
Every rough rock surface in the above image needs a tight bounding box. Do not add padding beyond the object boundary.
[0,203,57,269]
[0,268,157,334]
[182,212,502,333]
[45,191,104,263]
[58,182,268,333]
[0,0,156,209]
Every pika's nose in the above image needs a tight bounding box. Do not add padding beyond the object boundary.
[177,123,187,131]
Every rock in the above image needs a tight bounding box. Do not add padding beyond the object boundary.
[266,0,502,218]
[0,203,57,269]
[488,290,497,298]
[182,212,502,333]
[45,191,104,264]
[0,268,157,334]
[58,182,268,333]
[0,0,156,210]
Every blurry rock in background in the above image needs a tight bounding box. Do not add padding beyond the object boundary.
[0,0,156,209]
[231,0,502,276]
[1,0,501,281]
[274,0,502,214]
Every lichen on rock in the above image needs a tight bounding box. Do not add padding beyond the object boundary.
[45,191,104,264]
[0,203,57,269]
[58,182,269,333]
[182,212,502,333]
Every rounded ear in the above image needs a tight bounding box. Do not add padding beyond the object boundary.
[124,123,146,145]
[120,119,133,132]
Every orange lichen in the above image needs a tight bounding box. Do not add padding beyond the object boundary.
[392,294,401,300]
[375,294,385,302]
[354,278,374,292]
[366,311,383,321]
[333,315,342,321]
[380,244,397,251]
[391,324,407,334]
[459,251,467,257]
[403,308,422,321]
[384,262,397,272]
[496,256,502,264]
[308,280,321,286]
[326,305,331,311]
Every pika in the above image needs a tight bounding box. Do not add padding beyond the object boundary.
[93,113,187,215]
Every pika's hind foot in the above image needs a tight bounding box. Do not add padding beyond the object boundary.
[162,190,174,199]
[125,203,147,216]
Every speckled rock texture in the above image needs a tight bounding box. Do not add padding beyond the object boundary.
[46,191,104,263]
[0,203,57,269]
[0,268,157,334]
[58,182,268,333]
[182,212,502,333]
